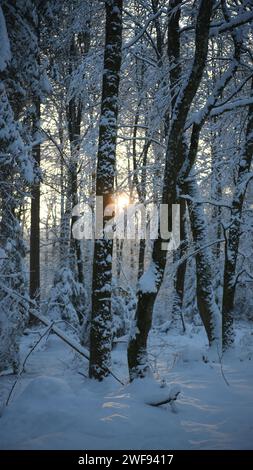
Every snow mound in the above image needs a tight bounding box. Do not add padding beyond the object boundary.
[19,376,72,400]
[126,377,181,406]
[0,377,82,448]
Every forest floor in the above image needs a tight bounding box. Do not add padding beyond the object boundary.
[0,321,253,450]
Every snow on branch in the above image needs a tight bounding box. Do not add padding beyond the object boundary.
[210,10,253,36]
[180,194,232,210]
[211,97,253,117]
[124,8,165,49]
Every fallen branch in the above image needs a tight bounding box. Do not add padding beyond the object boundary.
[30,310,90,360]
[148,390,180,407]
[30,310,125,386]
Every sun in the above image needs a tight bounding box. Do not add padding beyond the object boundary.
[116,193,129,211]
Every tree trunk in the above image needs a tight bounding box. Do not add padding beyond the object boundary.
[128,0,213,380]
[89,0,123,380]
[69,155,85,285]
[185,178,221,345]
[116,238,124,280]
[171,199,187,331]
[66,88,84,285]
[210,126,222,305]
[222,81,253,350]
[138,238,146,280]
[59,108,68,265]
[66,27,90,285]
[29,97,41,304]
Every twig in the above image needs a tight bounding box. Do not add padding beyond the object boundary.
[30,310,125,386]
[216,344,230,387]
[6,323,54,407]
[78,371,88,379]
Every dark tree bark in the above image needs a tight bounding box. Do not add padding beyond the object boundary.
[137,139,150,280]
[116,238,124,280]
[58,105,69,265]
[174,0,243,346]
[29,97,41,303]
[138,239,146,280]
[222,80,253,350]
[185,178,220,344]
[210,117,223,304]
[128,0,214,380]
[171,199,187,331]
[29,8,42,308]
[167,0,182,110]
[89,0,123,380]
[167,0,187,326]
[66,34,88,286]
[131,63,150,281]
[132,101,146,281]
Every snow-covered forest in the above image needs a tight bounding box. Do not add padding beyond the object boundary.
[0,0,253,452]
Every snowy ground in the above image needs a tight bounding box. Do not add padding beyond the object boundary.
[0,323,253,450]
